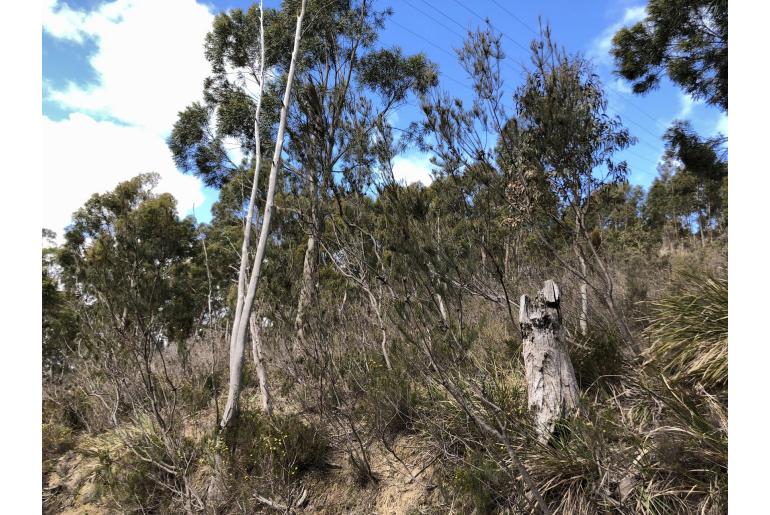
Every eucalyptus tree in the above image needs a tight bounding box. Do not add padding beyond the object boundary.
[169,0,434,424]
[644,121,727,247]
[56,174,204,430]
[170,0,435,394]
[276,1,435,348]
[171,0,307,427]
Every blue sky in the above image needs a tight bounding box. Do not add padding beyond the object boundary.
[42,0,727,236]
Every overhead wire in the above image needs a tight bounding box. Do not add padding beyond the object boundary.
[396,0,666,160]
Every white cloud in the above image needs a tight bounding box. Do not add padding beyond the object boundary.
[676,93,701,119]
[42,0,92,44]
[610,78,633,95]
[43,113,205,236]
[589,5,647,65]
[714,113,728,137]
[44,0,214,135]
[392,153,434,186]
[42,0,216,236]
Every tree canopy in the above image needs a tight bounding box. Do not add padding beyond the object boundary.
[611,0,727,111]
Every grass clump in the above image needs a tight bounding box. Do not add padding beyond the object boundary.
[643,269,727,390]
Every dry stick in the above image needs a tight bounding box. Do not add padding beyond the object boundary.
[221,0,307,428]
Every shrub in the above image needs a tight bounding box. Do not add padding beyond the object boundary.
[446,449,510,513]
[570,328,626,389]
[80,414,196,512]
[222,409,328,483]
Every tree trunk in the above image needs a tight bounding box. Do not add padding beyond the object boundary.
[220,0,306,429]
[294,229,318,349]
[294,185,320,351]
[519,280,579,442]
[578,253,588,336]
[249,312,272,415]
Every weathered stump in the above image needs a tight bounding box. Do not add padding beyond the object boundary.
[519,280,579,442]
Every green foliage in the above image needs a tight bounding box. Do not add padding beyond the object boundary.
[42,253,79,373]
[611,0,727,110]
[644,268,727,389]
[58,174,205,347]
[43,6,731,513]
[570,329,626,388]
[511,31,633,208]
[446,449,510,513]
[179,368,225,413]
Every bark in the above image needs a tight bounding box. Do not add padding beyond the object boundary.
[294,230,318,348]
[578,253,588,336]
[221,0,306,428]
[369,290,392,371]
[576,210,639,355]
[519,280,579,442]
[575,213,588,336]
[294,179,321,350]
[435,293,449,325]
[249,312,272,415]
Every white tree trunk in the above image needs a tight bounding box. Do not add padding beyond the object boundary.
[519,280,579,442]
[221,0,307,428]
[249,312,272,415]
[578,253,588,336]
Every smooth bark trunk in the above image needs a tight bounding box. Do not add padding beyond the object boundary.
[221,0,306,428]
[578,253,588,336]
[249,312,272,415]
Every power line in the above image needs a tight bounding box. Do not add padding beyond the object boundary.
[483,0,667,131]
[390,2,666,169]
[490,0,539,36]
[405,0,525,76]
[388,18,474,93]
[605,87,666,127]
[448,0,530,57]
[404,0,464,40]
[422,0,667,152]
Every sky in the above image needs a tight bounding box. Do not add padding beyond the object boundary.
[42,0,727,238]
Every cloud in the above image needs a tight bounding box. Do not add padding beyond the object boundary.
[44,0,214,135]
[43,113,205,237]
[42,0,92,44]
[42,0,216,236]
[714,113,728,137]
[676,93,702,119]
[392,153,434,186]
[610,78,633,95]
[589,5,647,65]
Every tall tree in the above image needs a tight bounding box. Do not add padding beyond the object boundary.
[170,0,435,364]
[211,0,306,427]
[56,174,204,431]
[510,31,634,343]
[611,0,727,111]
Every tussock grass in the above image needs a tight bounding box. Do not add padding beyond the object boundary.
[643,269,727,390]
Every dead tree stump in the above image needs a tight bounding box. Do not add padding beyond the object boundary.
[519,280,579,442]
